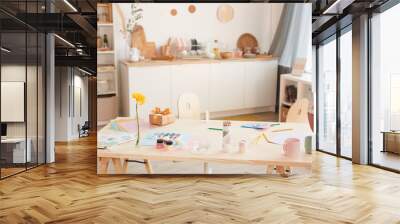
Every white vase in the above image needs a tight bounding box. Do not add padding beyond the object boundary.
[130,48,140,62]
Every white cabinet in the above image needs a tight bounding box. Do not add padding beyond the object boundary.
[122,59,278,118]
[244,60,278,108]
[209,62,245,112]
[171,64,210,113]
[130,66,172,118]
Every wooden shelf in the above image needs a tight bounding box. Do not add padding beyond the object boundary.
[98,22,113,27]
[98,65,115,73]
[97,3,110,7]
[97,91,117,96]
[97,3,117,126]
[97,50,114,54]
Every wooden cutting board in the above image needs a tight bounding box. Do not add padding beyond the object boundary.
[131,25,147,51]
[142,42,157,59]
[237,33,258,51]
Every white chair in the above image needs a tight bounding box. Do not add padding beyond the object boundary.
[178,93,201,120]
[273,98,309,176]
[178,93,211,173]
[286,98,309,123]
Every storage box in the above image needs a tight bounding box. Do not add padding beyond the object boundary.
[149,113,175,126]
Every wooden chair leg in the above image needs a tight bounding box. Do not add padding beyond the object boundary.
[144,159,153,174]
[98,157,111,174]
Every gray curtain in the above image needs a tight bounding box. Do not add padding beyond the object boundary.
[269,4,311,68]
[268,4,312,111]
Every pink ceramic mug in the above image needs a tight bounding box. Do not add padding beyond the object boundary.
[283,138,300,157]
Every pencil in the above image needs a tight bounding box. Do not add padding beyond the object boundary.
[271,128,293,132]
[208,128,223,131]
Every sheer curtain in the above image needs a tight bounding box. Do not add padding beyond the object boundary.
[268,4,312,108]
[269,4,311,68]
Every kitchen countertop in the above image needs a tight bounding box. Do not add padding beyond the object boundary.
[122,55,278,67]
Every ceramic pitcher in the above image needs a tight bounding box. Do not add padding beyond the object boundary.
[130,48,140,62]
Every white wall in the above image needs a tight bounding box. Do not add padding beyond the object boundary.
[54,67,89,141]
[71,74,89,138]
[113,3,284,61]
[1,65,33,138]
[1,64,46,164]
[55,67,70,141]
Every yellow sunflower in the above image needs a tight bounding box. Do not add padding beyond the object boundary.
[131,92,146,105]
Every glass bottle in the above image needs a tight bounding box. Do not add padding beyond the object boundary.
[103,34,109,49]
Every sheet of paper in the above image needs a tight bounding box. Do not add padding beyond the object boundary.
[97,130,136,148]
[240,123,270,130]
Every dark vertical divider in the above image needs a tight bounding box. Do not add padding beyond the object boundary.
[336,28,341,157]
[0,23,2,179]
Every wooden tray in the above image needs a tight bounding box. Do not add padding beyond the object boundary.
[149,113,175,126]
[237,33,258,51]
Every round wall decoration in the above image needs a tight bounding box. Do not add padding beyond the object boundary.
[217,4,234,23]
[170,8,177,16]
[188,5,196,14]
[237,33,258,51]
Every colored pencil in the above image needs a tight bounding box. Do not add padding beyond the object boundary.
[208,128,223,131]
[271,128,293,132]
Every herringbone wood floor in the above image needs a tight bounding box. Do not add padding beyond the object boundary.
[1,135,400,224]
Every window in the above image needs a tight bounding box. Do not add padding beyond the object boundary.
[340,29,352,158]
[370,3,400,171]
[318,37,337,154]
[0,2,46,179]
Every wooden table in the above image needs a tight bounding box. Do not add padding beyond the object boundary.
[97,119,313,175]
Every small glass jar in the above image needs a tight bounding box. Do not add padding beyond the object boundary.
[165,140,174,150]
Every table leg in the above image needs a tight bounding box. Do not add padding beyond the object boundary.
[122,159,129,173]
[112,158,124,174]
[98,157,111,174]
[285,166,292,176]
[144,159,153,174]
[204,162,209,174]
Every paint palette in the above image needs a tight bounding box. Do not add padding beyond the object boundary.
[141,132,190,147]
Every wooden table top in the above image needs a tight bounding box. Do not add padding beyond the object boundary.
[97,119,313,167]
[122,55,278,67]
